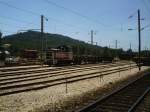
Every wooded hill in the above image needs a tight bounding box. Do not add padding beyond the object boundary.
[1,31,123,57]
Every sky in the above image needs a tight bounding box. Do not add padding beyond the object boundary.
[0,0,150,51]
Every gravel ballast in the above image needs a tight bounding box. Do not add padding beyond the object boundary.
[0,65,149,112]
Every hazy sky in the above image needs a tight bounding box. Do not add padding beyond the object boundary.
[0,0,150,50]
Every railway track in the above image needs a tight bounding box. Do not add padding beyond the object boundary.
[134,89,150,112]
[0,61,132,76]
[0,61,133,78]
[0,62,136,96]
[0,65,47,72]
[0,62,133,85]
[0,63,107,76]
[0,64,123,84]
[76,72,150,112]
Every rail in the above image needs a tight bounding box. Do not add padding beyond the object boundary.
[76,72,150,112]
[128,87,150,112]
[0,64,137,96]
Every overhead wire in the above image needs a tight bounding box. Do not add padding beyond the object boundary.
[0,15,38,27]
[0,1,87,32]
[44,0,140,32]
[0,0,132,35]
[0,21,29,29]
[140,0,150,19]
[44,0,108,27]
[0,1,40,34]
[0,1,39,17]
[141,23,150,31]
[0,23,28,35]
[0,0,142,37]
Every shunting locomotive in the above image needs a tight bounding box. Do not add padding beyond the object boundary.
[45,45,73,65]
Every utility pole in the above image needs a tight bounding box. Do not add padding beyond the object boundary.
[115,40,118,49]
[0,32,2,56]
[41,15,44,65]
[88,30,96,45]
[130,43,131,50]
[91,30,94,45]
[115,40,118,58]
[128,9,143,71]
[138,9,141,71]
[0,32,2,48]
[130,42,132,56]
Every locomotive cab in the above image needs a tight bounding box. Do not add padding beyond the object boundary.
[45,45,73,66]
[45,49,58,65]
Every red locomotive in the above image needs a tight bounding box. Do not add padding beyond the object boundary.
[45,45,73,65]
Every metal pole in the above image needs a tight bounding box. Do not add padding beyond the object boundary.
[138,9,141,71]
[130,43,132,72]
[115,40,118,49]
[130,43,131,50]
[45,33,47,63]
[130,43,132,60]
[115,40,118,58]
[41,15,44,65]
[0,32,2,50]
[91,30,93,45]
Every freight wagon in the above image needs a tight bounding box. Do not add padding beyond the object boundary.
[23,49,38,60]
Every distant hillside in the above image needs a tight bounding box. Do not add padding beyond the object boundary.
[2,31,121,57]
[2,31,82,49]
